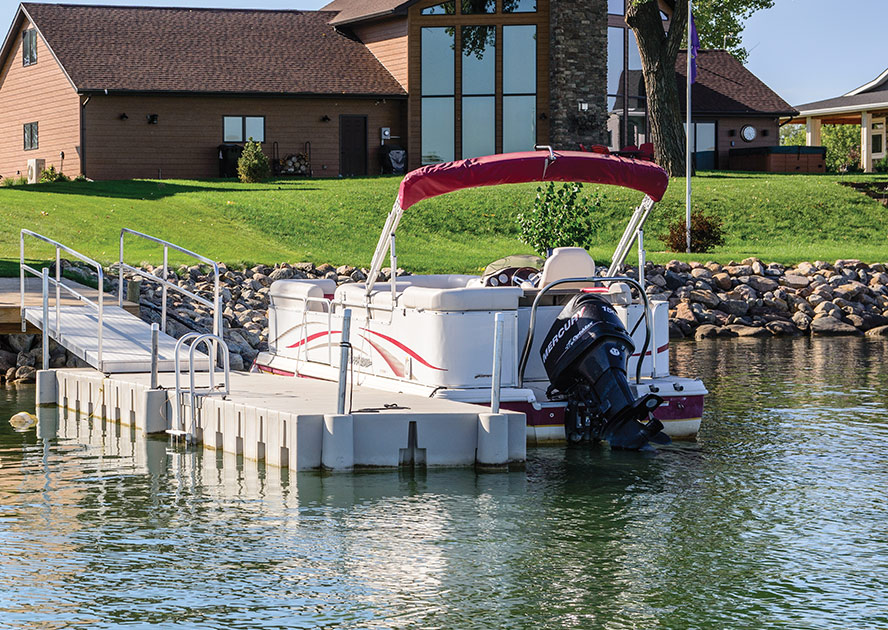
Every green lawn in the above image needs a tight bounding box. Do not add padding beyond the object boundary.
[2,171,887,276]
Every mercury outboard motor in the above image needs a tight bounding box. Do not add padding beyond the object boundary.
[541,293,669,449]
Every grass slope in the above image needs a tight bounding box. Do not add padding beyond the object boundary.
[2,172,887,276]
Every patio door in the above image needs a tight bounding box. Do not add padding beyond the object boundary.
[872,118,885,162]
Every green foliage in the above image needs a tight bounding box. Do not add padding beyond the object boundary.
[2,174,29,187]
[237,140,271,183]
[663,211,725,253]
[821,125,862,173]
[780,124,806,146]
[684,0,774,64]
[73,174,88,182]
[517,182,601,256]
[39,165,70,183]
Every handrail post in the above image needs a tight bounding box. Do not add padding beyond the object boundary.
[97,266,104,371]
[19,232,25,332]
[118,230,125,308]
[337,308,352,414]
[41,268,49,370]
[490,312,505,414]
[161,246,168,335]
[55,247,61,336]
[150,323,159,389]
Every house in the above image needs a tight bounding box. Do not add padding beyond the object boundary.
[608,50,798,169]
[0,0,793,180]
[788,68,888,172]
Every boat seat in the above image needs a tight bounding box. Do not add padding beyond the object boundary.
[538,247,597,289]
[270,279,336,312]
[401,286,522,311]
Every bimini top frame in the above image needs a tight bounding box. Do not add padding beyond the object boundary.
[365,149,669,298]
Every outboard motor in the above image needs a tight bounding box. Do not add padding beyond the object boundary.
[541,293,669,449]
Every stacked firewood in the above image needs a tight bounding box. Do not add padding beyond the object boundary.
[279,153,311,176]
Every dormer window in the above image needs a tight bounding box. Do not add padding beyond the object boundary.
[22,28,37,66]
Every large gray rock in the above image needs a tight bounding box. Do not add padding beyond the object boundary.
[0,349,16,373]
[719,299,748,316]
[810,316,861,336]
[689,289,720,308]
[14,365,36,383]
[674,302,697,323]
[726,324,770,337]
[712,272,732,291]
[6,334,36,354]
[694,324,719,340]
[766,320,799,336]
[795,262,817,276]
[745,275,779,293]
[726,265,754,276]
[792,311,812,331]
[781,273,810,289]
[866,325,888,337]
[833,281,868,301]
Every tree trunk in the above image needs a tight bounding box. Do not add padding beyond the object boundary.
[626,0,688,177]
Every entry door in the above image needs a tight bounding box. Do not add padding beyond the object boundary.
[340,115,368,177]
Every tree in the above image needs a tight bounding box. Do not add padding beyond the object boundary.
[626,0,774,176]
[780,124,805,146]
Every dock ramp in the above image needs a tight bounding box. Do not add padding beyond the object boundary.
[20,229,222,374]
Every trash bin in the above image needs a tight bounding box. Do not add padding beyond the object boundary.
[218,143,243,178]
[380,145,407,175]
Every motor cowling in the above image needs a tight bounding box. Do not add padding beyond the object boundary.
[540,293,668,449]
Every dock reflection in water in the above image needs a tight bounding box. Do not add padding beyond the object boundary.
[1,335,888,629]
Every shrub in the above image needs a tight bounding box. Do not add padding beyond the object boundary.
[73,174,89,182]
[39,165,70,183]
[2,174,28,186]
[237,139,271,183]
[517,182,601,256]
[662,211,725,253]
[875,156,888,173]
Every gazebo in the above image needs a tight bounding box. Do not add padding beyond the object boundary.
[787,68,888,172]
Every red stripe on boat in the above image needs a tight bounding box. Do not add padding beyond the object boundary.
[358,334,407,377]
[287,330,341,349]
[631,342,669,358]
[359,328,447,371]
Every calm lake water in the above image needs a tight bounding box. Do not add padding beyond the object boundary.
[1,337,887,629]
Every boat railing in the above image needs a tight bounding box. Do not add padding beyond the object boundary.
[116,228,222,341]
[517,276,654,388]
[20,229,105,369]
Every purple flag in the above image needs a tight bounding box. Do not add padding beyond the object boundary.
[689,11,701,84]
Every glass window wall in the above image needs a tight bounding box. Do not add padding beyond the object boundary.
[422,27,456,164]
[503,0,536,12]
[461,0,494,13]
[462,26,495,159]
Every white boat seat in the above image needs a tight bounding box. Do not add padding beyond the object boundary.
[538,247,597,289]
[270,279,336,312]
[401,286,522,311]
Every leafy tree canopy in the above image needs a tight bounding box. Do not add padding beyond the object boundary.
[684,0,774,64]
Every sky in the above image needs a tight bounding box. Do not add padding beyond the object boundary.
[1,0,884,107]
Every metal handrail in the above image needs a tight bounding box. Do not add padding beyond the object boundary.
[117,228,222,340]
[20,229,105,369]
[516,276,654,388]
[171,332,230,441]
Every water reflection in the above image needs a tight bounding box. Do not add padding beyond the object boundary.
[0,336,887,628]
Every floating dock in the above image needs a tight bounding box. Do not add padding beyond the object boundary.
[35,368,527,471]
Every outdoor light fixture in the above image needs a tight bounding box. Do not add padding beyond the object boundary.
[119,113,128,120]
[146,114,158,124]
[577,101,589,112]
[320,115,331,122]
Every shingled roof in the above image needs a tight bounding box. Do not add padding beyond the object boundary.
[321,0,416,26]
[16,3,406,96]
[618,50,796,116]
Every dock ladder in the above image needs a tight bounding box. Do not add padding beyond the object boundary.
[169,332,231,443]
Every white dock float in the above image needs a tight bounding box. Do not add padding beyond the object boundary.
[23,305,210,373]
[36,368,526,471]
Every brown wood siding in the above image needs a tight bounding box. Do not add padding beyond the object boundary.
[407,0,550,171]
[714,116,780,169]
[353,19,409,91]
[82,94,405,180]
[0,17,80,179]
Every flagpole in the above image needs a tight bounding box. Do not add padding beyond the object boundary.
[686,0,693,254]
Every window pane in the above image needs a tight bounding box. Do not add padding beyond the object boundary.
[608,0,624,14]
[503,0,536,12]
[874,135,883,155]
[503,95,536,153]
[462,96,494,159]
[628,30,641,70]
[461,0,494,13]
[503,25,536,94]
[245,117,264,142]
[696,122,715,152]
[422,98,454,164]
[462,26,495,95]
[607,27,623,96]
[223,117,242,142]
[422,27,455,96]
[421,1,455,14]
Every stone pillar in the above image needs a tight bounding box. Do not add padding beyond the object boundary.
[805,117,821,146]
[861,111,873,173]
[549,0,608,149]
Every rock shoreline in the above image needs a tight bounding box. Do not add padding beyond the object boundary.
[3,256,888,384]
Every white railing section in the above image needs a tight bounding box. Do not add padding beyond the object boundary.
[607,195,656,276]
[270,294,334,368]
[20,229,105,369]
[170,332,230,442]
[117,229,222,340]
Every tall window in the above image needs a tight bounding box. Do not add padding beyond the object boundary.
[23,122,38,150]
[22,28,37,66]
[503,25,537,153]
[421,27,455,164]
[461,26,495,159]
[222,116,265,143]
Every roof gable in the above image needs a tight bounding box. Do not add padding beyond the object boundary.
[19,3,406,97]
[321,0,416,26]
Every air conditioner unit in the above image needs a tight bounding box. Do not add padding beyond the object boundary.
[27,158,45,184]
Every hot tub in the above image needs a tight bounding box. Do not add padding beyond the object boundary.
[729,145,826,173]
